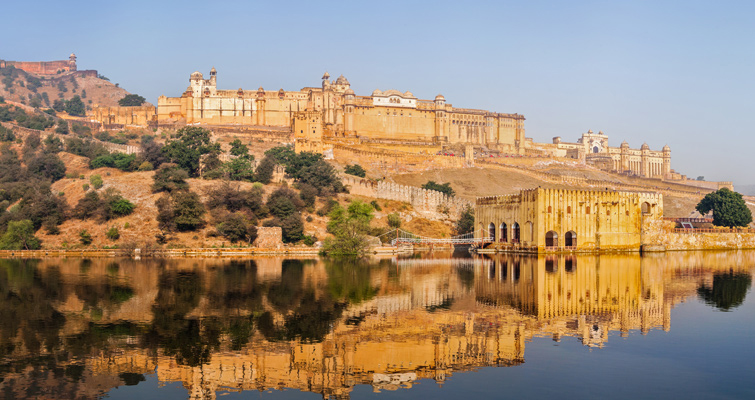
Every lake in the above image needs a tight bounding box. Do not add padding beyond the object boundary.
[0,251,753,399]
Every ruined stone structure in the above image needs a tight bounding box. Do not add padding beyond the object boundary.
[90,105,156,127]
[156,68,526,152]
[0,53,78,75]
[548,130,671,178]
[475,188,663,253]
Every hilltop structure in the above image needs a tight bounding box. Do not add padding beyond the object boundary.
[0,53,98,78]
[155,68,527,152]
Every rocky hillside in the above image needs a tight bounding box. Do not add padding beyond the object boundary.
[0,66,144,113]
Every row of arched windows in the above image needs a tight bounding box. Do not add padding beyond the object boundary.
[488,222,525,244]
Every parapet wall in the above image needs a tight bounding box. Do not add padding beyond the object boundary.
[343,175,472,217]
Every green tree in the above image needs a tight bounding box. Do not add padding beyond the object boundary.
[344,164,366,178]
[0,220,41,250]
[229,139,252,159]
[422,180,455,197]
[695,188,753,227]
[171,191,206,231]
[387,212,401,229]
[152,163,189,193]
[65,95,86,116]
[254,155,276,184]
[161,127,220,177]
[118,94,146,106]
[79,229,93,245]
[456,205,474,235]
[90,174,103,189]
[323,200,374,255]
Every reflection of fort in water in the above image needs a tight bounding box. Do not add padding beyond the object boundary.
[0,253,752,399]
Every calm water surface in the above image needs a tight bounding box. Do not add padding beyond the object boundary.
[0,252,753,399]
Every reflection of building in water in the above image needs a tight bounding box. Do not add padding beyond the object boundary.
[475,255,669,348]
[0,253,753,399]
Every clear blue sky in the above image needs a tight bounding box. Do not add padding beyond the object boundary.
[2,0,753,185]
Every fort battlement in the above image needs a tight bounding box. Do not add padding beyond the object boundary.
[0,53,79,75]
[342,175,472,217]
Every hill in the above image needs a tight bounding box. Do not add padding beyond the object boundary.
[0,66,143,113]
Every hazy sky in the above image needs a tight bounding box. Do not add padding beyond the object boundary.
[2,0,753,185]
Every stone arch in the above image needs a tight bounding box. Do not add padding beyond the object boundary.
[500,222,507,242]
[512,222,520,243]
[545,231,559,247]
[488,222,496,242]
[564,231,577,247]
[642,201,651,214]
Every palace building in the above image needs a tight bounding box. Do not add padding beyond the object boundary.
[474,188,663,253]
[156,68,527,152]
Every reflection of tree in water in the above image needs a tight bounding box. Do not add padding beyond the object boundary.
[0,259,66,358]
[73,262,135,320]
[325,257,378,304]
[145,270,219,366]
[697,271,752,311]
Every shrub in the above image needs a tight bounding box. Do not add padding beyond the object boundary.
[82,183,90,191]
[138,161,154,171]
[90,174,103,189]
[267,187,304,219]
[73,191,104,220]
[370,200,382,211]
[422,181,455,196]
[79,229,93,245]
[152,163,189,193]
[0,220,41,250]
[298,183,318,208]
[216,212,257,243]
[108,196,136,217]
[118,94,146,107]
[254,155,276,184]
[303,235,317,246]
[387,212,401,229]
[157,191,205,232]
[106,226,120,240]
[344,164,366,178]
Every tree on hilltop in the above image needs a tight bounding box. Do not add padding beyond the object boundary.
[695,188,752,227]
[118,94,146,107]
[64,95,86,116]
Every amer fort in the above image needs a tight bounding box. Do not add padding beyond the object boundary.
[0,253,751,399]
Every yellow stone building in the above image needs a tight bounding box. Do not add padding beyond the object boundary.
[474,188,663,253]
[155,68,526,151]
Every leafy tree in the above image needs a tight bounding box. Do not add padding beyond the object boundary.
[0,220,41,250]
[695,188,753,227]
[52,99,65,112]
[387,212,401,229]
[161,127,220,177]
[140,135,165,168]
[267,187,304,219]
[103,189,135,218]
[298,159,344,195]
[43,134,64,153]
[229,139,252,159]
[254,155,276,184]
[65,95,86,116]
[697,272,752,311]
[422,180,455,197]
[118,94,146,107]
[222,157,255,181]
[456,204,474,235]
[73,191,105,220]
[26,153,66,182]
[206,182,267,217]
[152,163,189,193]
[264,146,295,165]
[158,191,205,231]
[323,200,374,255]
[0,125,15,142]
[344,164,366,178]
[298,183,318,208]
[217,212,258,243]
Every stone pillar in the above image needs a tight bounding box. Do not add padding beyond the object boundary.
[256,88,266,126]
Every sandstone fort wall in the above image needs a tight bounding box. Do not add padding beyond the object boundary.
[343,175,472,217]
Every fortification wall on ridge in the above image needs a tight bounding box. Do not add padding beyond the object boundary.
[343,175,471,218]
